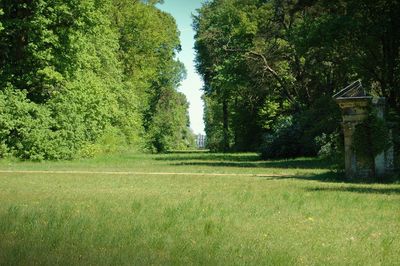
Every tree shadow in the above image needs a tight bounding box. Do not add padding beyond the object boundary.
[273,171,400,184]
[282,171,346,182]
[159,152,399,185]
[256,173,400,195]
[171,159,332,169]
[156,153,261,162]
[304,186,400,195]
[157,152,331,169]
[165,150,210,154]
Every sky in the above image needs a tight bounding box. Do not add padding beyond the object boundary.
[156,0,205,135]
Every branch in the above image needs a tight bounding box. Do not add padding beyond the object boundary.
[221,45,296,103]
[246,51,295,103]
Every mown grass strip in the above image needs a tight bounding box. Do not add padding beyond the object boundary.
[0,170,291,178]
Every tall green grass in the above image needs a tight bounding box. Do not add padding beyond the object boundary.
[0,152,399,265]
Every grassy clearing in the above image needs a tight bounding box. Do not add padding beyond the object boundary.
[0,152,399,265]
[0,152,331,176]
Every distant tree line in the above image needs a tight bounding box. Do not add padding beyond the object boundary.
[194,0,400,159]
[0,0,195,160]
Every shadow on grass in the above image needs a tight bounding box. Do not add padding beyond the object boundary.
[275,171,400,187]
[305,186,400,195]
[161,152,399,185]
[158,152,332,169]
[284,172,346,182]
[157,153,261,162]
[171,159,332,169]
[166,150,210,154]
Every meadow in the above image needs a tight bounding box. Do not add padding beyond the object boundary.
[0,152,399,265]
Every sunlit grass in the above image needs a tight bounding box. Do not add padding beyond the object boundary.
[0,152,399,265]
[0,152,331,176]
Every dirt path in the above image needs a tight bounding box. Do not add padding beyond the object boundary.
[0,170,290,178]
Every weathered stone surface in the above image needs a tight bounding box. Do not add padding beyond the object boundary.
[334,80,393,179]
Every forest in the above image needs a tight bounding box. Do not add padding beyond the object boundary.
[1,0,399,162]
[0,0,194,160]
[194,0,400,160]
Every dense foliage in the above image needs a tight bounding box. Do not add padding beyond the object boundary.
[194,0,400,158]
[353,111,390,171]
[0,0,194,159]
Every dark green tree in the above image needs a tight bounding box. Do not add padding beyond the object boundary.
[194,0,399,158]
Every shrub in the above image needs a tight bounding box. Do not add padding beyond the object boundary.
[315,131,344,170]
[0,77,136,160]
[260,116,302,159]
[353,111,391,168]
[0,87,63,160]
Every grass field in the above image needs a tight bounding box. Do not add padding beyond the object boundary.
[0,152,399,265]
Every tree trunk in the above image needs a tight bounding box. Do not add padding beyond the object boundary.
[222,98,229,152]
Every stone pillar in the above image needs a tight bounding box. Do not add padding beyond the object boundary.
[334,80,393,179]
[372,98,386,177]
[335,96,392,179]
[336,97,371,179]
[342,122,356,178]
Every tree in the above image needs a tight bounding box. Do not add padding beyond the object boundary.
[147,88,194,152]
[194,0,399,158]
[111,0,192,152]
[0,0,193,159]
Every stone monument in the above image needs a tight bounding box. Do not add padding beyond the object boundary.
[333,80,393,179]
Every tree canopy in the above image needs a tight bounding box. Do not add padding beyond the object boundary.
[0,0,194,160]
[194,0,400,157]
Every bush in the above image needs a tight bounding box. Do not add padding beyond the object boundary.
[0,77,137,160]
[0,87,64,160]
[259,96,342,160]
[260,116,302,159]
[315,131,344,170]
[353,111,391,167]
